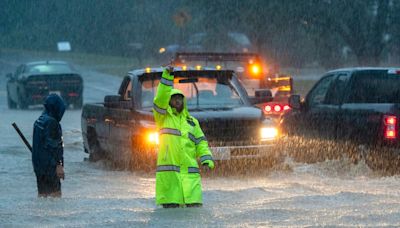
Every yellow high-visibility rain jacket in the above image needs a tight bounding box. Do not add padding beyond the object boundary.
[153,69,214,205]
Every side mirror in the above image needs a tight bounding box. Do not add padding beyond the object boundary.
[6,73,13,79]
[251,89,273,104]
[289,95,301,110]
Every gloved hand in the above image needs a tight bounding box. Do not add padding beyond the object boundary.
[166,66,174,74]
[201,160,215,171]
[56,164,65,180]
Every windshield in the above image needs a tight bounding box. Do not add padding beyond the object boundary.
[141,76,243,109]
[26,63,73,74]
[347,71,400,103]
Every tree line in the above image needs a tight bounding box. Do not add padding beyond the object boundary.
[1,0,399,69]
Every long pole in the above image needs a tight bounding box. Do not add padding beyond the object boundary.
[11,122,32,153]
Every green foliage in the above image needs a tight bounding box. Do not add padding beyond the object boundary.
[0,0,399,68]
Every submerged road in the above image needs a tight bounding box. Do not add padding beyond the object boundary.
[0,52,400,227]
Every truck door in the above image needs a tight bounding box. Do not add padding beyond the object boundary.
[8,65,24,100]
[301,74,338,139]
[337,71,390,144]
[106,76,134,159]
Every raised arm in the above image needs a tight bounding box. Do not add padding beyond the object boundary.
[153,67,174,126]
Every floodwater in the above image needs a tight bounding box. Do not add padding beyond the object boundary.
[1,53,400,227]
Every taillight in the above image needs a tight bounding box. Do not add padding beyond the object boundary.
[31,94,43,99]
[264,105,272,112]
[274,105,281,112]
[384,115,397,139]
[68,92,79,97]
[283,105,290,111]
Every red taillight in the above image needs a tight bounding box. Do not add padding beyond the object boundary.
[264,104,290,113]
[68,92,79,97]
[274,105,281,112]
[384,115,397,139]
[386,130,396,139]
[283,105,290,111]
[385,116,396,125]
[31,94,43,99]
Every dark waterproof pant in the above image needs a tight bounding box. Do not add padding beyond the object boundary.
[36,174,61,197]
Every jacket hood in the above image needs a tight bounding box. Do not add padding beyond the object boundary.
[170,88,190,117]
[44,94,66,122]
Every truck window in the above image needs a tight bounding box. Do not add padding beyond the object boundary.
[324,73,349,105]
[307,74,335,107]
[347,71,400,103]
[118,76,132,101]
[124,80,132,100]
[140,76,242,108]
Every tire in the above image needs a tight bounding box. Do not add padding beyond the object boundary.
[130,138,157,171]
[74,97,83,109]
[87,128,105,162]
[17,93,28,109]
[7,90,17,109]
[365,148,400,175]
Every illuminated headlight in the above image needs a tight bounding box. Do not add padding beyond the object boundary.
[147,131,159,144]
[260,127,278,140]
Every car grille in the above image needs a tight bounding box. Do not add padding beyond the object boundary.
[199,119,262,146]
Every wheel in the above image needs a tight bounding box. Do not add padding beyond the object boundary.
[7,90,17,109]
[17,93,28,109]
[87,128,105,162]
[365,147,400,175]
[74,97,83,109]
[130,139,157,171]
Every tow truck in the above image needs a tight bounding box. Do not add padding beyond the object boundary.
[172,52,293,117]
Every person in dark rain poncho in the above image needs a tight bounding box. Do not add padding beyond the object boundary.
[153,66,215,208]
[32,94,66,197]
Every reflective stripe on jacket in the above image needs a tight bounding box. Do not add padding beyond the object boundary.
[153,69,213,205]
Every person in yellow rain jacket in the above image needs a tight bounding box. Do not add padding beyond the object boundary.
[153,66,214,208]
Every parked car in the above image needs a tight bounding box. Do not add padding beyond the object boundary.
[6,60,83,109]
[81,66,283,170]
[279,67,400,174]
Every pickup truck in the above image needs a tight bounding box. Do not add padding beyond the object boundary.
[81,67,282,170]
[280,67,400,174]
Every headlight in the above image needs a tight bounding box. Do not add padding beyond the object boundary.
[147,131,159,144]
[260,127,278,140]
